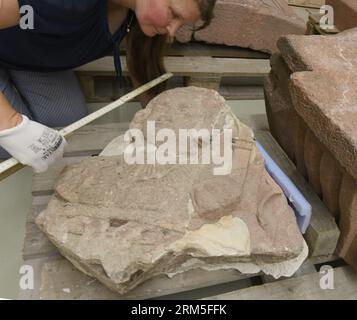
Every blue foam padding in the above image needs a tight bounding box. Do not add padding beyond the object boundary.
[256,141,312,234]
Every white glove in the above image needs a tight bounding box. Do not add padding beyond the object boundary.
[0,115,67,173]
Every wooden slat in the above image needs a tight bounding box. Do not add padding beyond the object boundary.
[119,41,270,59]
[219,86,264,101]
[120,41,268,59]
[64,122,129,156]
[76,56,271,78]
[82,83,265,103]
[165,42,269,59]
[19,256,255,300]
[204,266,357,300]
[255,131,340,257]
[22,207,59,260]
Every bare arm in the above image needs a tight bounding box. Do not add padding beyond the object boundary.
[0,1,23,128]
[0,92,22,130]
[0,0,20,29]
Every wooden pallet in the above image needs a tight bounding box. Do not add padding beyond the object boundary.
[204,265,357,300]
[76,42,270,103]
[18,121,346,300]
[76,3,321,103]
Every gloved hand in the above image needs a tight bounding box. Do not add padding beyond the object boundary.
[0,115,67,173]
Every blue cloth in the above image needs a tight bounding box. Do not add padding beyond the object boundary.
[0,0,133,75]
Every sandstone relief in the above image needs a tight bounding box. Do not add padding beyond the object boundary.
[37,87,307,294]
[175,0,306,53]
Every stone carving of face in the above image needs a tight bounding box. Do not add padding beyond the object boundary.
[134,0,201,37]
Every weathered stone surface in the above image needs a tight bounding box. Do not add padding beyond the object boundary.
[326,0,357,31]
[279,29,357,182]
[338,174,357,258]
[265,28,357,270]
[264,54,309,179]
[344,235,357,270]
[176,0,306,53]
[304,130,323,197]
[320,152,343,218]
[175,26,193,43]
[264,55,298,162]
[294,116,308,180]
[37,87,307,295]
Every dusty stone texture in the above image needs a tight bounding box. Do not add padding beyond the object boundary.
[265,29,357,270]
[294,117,309,180]
[338,174,357,259]
[278,29,357,182]
[175,26,193,43]
[176,0,306,53]
[264,54,310,179]
[37,87,307,295]
[326,0,357,31]
[304,130,323,197]
[320,152,343,218]
[264,54,298,163]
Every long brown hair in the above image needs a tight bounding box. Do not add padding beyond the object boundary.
[126,0,216,96]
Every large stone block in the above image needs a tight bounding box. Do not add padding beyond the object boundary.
[176,0,306,53]
[293,116,308,180]
[338,174,357,257]
[320,152,343,218]
[264,54,306,176]
[326,0,357,31]
[264,72,297,162]
[265,28,357,270]
[280,30,357,182]
[37,87,307,295]
[304,129,323,197]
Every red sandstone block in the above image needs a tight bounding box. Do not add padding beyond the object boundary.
[344,235,357,271]
[326,0,357,31]
[265,73,297,162]
[266,26,357,271]
[320,152,343,218]
[279,30,357,183]
[338,174,357,258]
[176,0,306,53]
[270,54,294,98]
[304,130,323,196]
[293,117,308,180]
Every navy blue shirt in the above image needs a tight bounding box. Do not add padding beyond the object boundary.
[0,0,133,74]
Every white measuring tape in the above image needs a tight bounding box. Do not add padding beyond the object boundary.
[0,72,173,177]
